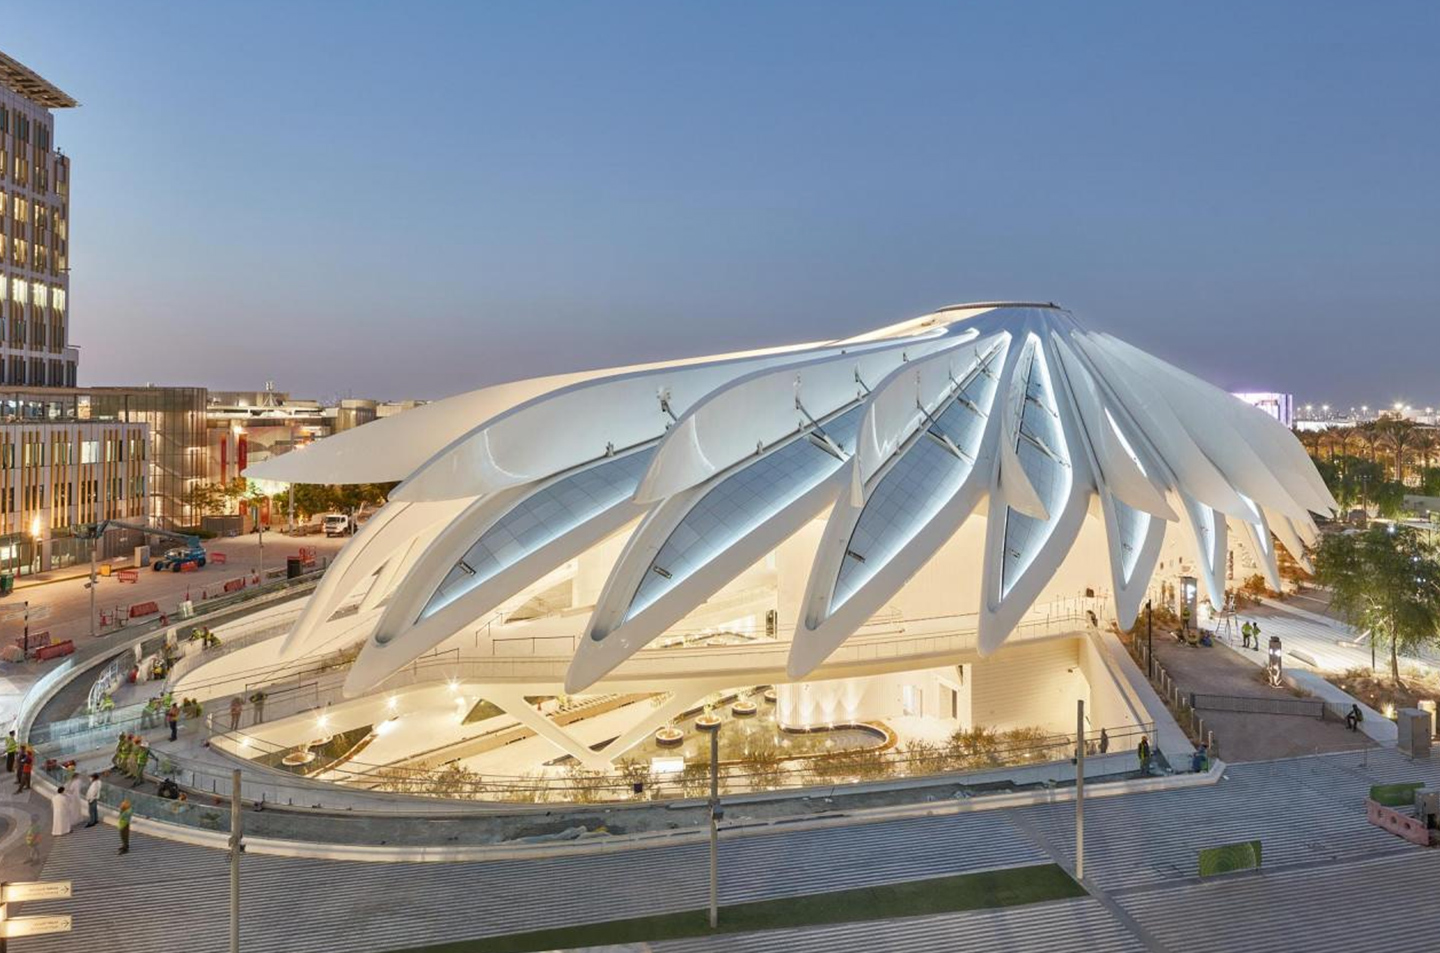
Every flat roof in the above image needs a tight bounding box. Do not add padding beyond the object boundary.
[0,51,78,109]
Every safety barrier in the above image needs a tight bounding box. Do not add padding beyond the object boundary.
[1189,693,1325,718]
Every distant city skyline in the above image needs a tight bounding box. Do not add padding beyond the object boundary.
[7,1,1437,404]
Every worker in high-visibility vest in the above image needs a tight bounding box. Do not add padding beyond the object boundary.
[114,732,132,769]
[117,799,133,855]
[5,730,17,773]
[132,741,150,785]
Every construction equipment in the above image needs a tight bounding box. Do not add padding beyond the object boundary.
[80,520,207,573]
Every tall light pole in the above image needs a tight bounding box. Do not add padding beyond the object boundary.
[229,769,243,953]
[88,533,98,640]
[1075,699,1085,881]
[1145,599,1153,680]
[708,726,722,930]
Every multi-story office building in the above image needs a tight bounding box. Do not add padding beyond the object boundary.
[0,52,77,388]
[0,391,148,575]
[0,54,211,572]
[79,386,209,529]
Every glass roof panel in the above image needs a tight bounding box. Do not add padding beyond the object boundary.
[1000,338,1073,597]
[830,352,1002,611]
[621,404,865,624]
[421,447,655,619]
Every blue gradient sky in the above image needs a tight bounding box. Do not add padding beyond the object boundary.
[9,2,1437,405]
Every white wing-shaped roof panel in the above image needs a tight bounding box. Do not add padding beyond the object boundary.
[243,372,592,485]
[853,333,1007,494]
[1072,334,1251,520]
[1101,336,1313,523]
[635,331,954,504]
[1049,334,1175,520]
[393,341,866,503]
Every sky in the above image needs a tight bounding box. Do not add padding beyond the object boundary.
[7,2,1438,406]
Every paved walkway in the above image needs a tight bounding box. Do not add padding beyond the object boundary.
[1151,631,1371,762]
[5,745,1437,953]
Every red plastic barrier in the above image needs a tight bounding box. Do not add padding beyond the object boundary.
[33,640,75,661]
[116,568,139,583]
[129,601,160,619]
[222,577,246,594]
[180,562,199,573]
[15,632,52,652]
[298,546,317,565]
[210,552,228,564]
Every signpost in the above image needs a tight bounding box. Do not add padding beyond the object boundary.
[0,880,73,949]
[1,603,50,657]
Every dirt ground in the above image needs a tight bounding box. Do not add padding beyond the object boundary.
[1149,633,1372,763]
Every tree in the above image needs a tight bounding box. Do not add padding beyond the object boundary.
[1314,525,1440,683]
[185,482,227,516]
[1370,481,1407,520]
[1378,419,1419,485]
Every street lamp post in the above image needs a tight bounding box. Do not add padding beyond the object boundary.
[1146,599,1153,680]
[1075,699,1085,881]
[708,727,722,930]
[88,534,98,641]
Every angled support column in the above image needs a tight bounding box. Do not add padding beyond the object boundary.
[595,682,725,763]
[483,686,616,771]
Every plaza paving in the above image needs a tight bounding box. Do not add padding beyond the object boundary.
[3,745,1437,952]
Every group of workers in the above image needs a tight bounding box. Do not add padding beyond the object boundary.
[1134,734,1212,776]
[190,625,222,649]
[1240,619,1266,650]
[6,730,35,792]
[112,732,154,786]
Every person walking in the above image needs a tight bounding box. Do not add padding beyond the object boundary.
[166,702,180,742]
[114,731,131,770]
[229,696,244,731]
[1099,728,1110,754]
[117,799,132,855]
[5,730,16,772]
[1136,734,1151,776]
[85,773,103,827]
[25,822,41,865]
[14,746,33,793]
[1252,620,1263,651]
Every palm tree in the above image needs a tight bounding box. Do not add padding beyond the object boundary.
[1413,429,1439,478]
[1379,418,1418,485]
[1327,425,1357,463]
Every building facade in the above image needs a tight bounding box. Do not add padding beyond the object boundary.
[0,394,147,575]
[0,52,77,389]
[79,386,209,530]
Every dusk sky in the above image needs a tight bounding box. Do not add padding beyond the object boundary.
[9,2,1437,406]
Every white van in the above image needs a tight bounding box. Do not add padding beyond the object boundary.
[322,513,355,537]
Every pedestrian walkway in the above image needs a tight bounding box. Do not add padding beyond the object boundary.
[11,747,1440,953]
